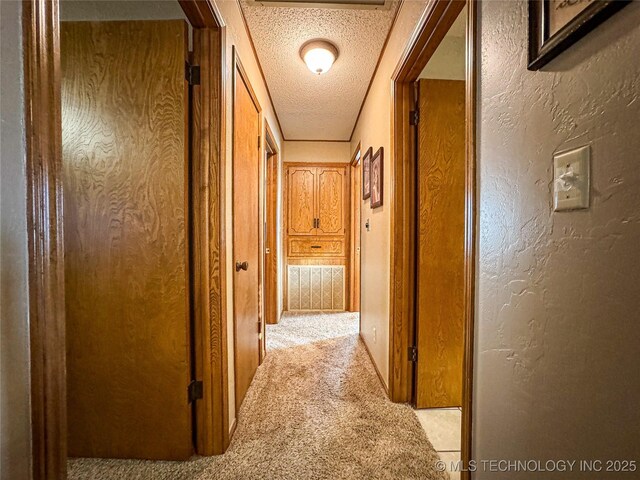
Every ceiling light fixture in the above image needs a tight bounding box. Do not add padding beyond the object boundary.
[300,40,339,75]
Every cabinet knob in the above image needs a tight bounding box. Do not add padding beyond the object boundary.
[235,261,248,272]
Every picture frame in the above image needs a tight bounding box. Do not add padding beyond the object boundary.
[370,147,383,209]
[528,0,630,71]
[362,147,372,200]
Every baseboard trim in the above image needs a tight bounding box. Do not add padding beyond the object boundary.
[359,333,389,396]
[228,417,237,444]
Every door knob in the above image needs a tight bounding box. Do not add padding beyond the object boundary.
[235,261,248,272]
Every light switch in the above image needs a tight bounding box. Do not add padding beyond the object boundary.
[553,145,590,211]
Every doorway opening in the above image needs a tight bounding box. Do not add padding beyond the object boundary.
[389,1,477,478]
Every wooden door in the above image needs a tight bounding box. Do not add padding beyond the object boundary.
[62,21,192,459]
[287,166,317,235]
[233,66,261,414]
[316,167,346,236]
[415,79,465,408]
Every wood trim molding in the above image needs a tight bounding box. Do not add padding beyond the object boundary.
[388,77,415,404]
[23,0,67,478]
[350,143,362,166]
[349,143,361,312]
[179,0,224,28]
[349,0,404,142]
[191,23,229,455]
[265,121,278,154]
[461,2,477,476]
[388,0,475,478]
[264,121,280,329]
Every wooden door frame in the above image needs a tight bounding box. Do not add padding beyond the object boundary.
[349,143,362,313]
[388,0,476,477]
[24,0,229,476]
[264,122,279,328]
[231,46,264,414]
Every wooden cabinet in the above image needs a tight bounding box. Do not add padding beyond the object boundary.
[286,165,346,237]
[287,166,316,235]
[284,163,350,311]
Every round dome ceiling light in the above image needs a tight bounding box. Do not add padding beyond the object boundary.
[300,40,339,75]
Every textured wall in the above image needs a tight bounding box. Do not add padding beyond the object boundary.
[351,0,429,386]
[284,141,351,164]
[474,1,640,477]
[0,1,32,478]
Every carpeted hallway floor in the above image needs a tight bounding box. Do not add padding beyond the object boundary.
[69,312,448,479]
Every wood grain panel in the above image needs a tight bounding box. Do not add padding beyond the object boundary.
[232,52,261,415]
[288,237,345,257]
[415,79,465,408]
[62,21,192,459]
[316,167,346,235]
[287,166,316,235]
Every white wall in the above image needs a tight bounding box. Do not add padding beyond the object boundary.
[60,0,187,21]
[350,0,429,387]
[0,1,32,478]
[283,141,351,164]
[419,36,465,81]
[474,1,640,477]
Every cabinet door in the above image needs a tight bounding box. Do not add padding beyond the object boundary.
[316,167,346,236]
[288,166,316,235]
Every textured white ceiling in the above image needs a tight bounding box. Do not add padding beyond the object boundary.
[239,1,400,140]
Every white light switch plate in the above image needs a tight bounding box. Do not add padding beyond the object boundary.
[553,145,590,211]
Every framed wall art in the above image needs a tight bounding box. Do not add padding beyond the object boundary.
[528,0,630,70]
[370,147,383,209]
[362,147,372,200]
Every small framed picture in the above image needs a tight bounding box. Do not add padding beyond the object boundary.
[370,147,383,209]
[362,147,372,200]
[528,0,629,70]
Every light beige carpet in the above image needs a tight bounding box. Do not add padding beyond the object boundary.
[69,311,447,480]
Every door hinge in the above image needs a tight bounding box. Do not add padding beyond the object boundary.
[185,63,201,86]
[408,346,418,363]
[258,135,261,149]
[409,110,420,126]
[188,380,203,402]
